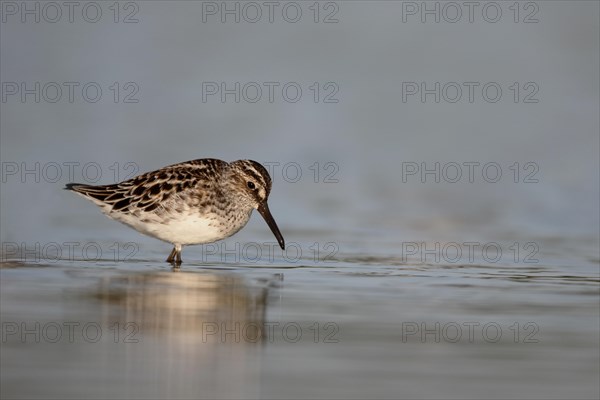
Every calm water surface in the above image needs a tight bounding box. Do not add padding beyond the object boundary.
[1,226,598,399]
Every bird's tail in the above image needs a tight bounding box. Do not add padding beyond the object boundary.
[65,183,112,203]
[65,182,87,191]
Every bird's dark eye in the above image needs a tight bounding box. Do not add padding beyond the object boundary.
[247,181,256,190]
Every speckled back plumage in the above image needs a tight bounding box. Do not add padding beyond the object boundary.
[66,158,228,215]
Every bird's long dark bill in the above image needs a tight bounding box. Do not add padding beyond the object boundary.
[257,203,285,250]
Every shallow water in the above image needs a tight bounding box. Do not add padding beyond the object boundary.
[1,228,598,399]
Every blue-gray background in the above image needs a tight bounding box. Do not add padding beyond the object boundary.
[1,1,598,245]
[1,1,599,399]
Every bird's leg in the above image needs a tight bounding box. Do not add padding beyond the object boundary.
[166,247,175,263]
[167,244,183,265]
[166,246,177,263]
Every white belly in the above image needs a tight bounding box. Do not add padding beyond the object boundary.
[140,217,226,245]
[107,210,245,246]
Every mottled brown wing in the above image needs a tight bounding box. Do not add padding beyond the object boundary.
[65,158,227,214]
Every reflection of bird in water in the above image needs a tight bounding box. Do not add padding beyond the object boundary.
[81,270,283,398]
[91,271,283,343]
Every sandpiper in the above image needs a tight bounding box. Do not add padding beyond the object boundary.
[65,158,285,265]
